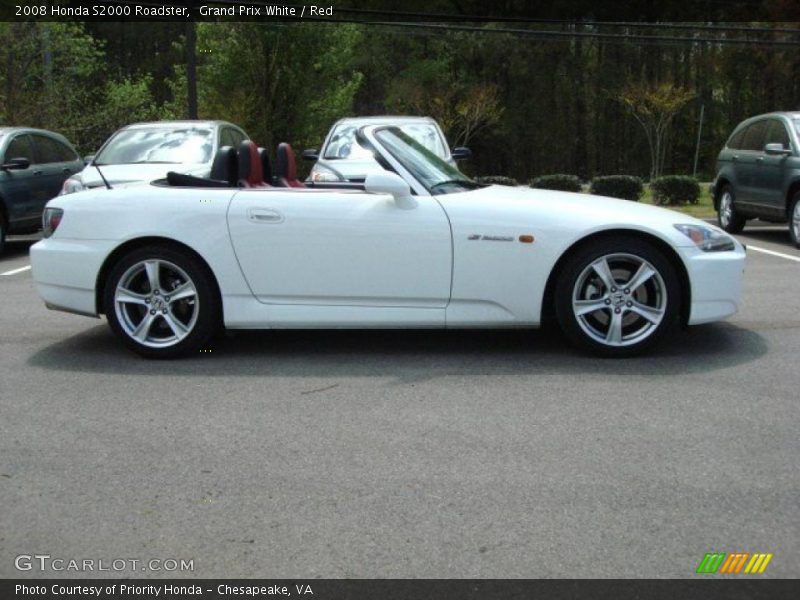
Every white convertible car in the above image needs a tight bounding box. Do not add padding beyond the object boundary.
[31,125,746,358]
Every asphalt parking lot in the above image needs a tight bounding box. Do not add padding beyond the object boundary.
[1,224,798,579]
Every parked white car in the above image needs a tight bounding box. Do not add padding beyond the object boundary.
[32,125,745,358]
[60,120,249,194]
[303,116,470,182]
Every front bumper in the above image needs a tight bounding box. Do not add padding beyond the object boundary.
[680,242,746,325]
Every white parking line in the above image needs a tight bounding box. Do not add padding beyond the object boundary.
[1,265,31,276]
[747,245,800,263]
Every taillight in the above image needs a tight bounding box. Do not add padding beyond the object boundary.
[43,208,64,238]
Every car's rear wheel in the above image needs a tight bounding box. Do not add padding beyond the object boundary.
[103,245,220,358]
[717,185,746,234]
[554,238,681,357]
[0,216,6,255]
[789,192,800,249]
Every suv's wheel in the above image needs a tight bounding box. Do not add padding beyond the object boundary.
[789,192,800,249]
[103,245,220,358]
[554,238,681,357]
[717,185,746,234]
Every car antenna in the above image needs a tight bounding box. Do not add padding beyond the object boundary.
[91,156,113,190]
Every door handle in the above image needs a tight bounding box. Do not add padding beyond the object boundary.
[33,170,43,176]
[756,157,764,164]
[247,208,283,223]
[62,167,71,174]
[731,155,738,162]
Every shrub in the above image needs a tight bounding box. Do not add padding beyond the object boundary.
[650,175,701,205]
[590,175,644,201]
[529,174,582,193]
[474,175,518,186]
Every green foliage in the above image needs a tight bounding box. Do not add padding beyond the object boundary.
[590,175,644,201]
[529,174,582,192]
[186,23,363,153]
[474,175,518,186]
[650,175,701,205]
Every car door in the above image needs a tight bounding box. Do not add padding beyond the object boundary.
[735,119,768,207]
[226,187,452,322]
[756,119,793,213]
[0,133,39,225]
[28,134,74,214]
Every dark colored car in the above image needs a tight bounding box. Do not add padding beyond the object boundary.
[712,112,800,247]
[0,127,83,253]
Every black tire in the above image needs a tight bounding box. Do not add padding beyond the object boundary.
[717,184,746,234]
[0,216,6,255]
[789,192,800,249]
[554,237,681,357]
[103,245,220,359]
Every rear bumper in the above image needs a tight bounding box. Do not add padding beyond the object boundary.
[680,243,746,325]
[30,238,116,317]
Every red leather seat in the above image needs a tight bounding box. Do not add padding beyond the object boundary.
[275,143,305,188]
[237,141,269,188]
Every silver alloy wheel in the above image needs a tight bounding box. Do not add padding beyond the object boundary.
[572,253,667,347]
[793,201,800,241]
[114,259,199,348]
[719,191,733,228]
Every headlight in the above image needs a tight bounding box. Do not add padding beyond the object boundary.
[310,164,343,182]
[42,208,64,238]
[60,176,85,195]
[674,224,736,252]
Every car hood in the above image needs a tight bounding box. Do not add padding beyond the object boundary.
[439,185,723,249]
[318,157,456,181]
[77,163,210,188]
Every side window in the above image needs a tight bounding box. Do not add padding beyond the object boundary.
[740,120,768,152]
[30,134,63,164]
[219,128,234,148]
[727,127,746,150]
[3,134,33,162]
[765,120,791,149]
[230,129,247,147]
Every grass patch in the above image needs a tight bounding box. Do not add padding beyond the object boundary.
[640,182,715,219]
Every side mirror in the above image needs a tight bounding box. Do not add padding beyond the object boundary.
[364,172,415,209]
[1,157,30,170]
[451,147,472,161]
[301,148,319,161]
[764,143,791,156]
[83,155,95,166]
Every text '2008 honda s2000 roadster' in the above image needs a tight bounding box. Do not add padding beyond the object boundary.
[31,125,746,358]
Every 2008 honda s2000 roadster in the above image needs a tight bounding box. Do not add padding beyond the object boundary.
[31,125,746,358]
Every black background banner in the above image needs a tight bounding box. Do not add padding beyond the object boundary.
[3,0,800,22]
[3,580,800,600]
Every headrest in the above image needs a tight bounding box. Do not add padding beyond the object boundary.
[258,147,272,185]
[238,141,263,186]
[276,143,297,182]
[210,146,238,186]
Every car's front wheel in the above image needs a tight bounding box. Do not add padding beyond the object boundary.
[717,185,746,234]
[554,238,681,357]
[103,245,220,358]
[789,192,800,249]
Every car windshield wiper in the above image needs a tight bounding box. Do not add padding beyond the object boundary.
[430,179,480,190]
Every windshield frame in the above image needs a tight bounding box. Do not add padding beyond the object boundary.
[94,125,217,166]
[367,125,476,195]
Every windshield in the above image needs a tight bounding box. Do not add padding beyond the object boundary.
[95,127,214,165]
[325,122,447,160]
[373,127,476,194]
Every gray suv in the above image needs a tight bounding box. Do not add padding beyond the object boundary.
[0,127,83,253]
[712,112,800,247]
